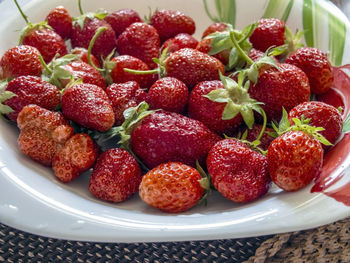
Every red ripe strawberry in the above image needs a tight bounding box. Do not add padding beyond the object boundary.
[61,83,115,132]
[150,9,195,43]
[164,48,225,88]
[147,77,189,113]
[131,110,220,169]
[285,47,334,94]
[207,138,270,203]
[288,101,343,147]
[104,9,142,36]
[89,148,142,203]
[248,48,266,62]
[241,124,275,151]
[71,17,116,61]
[249,63,310,121]
[116,22,160,68]
[202,22,228,38]
[105,81,147,125]
[22,27,68,63]
[71,47,100,68]
[110,55,155,89]
[139,162,204,213]
[267,131,323,191]
[196,38,230,65]
[46,6,72,39]
[62,61,106,89]
[249,18,286,52]
[188,80,242,135]
[17,104,74,166]
[52,133,98,183]
[161,33,199,53]
[4,76,60,122]
[0,45,43,79]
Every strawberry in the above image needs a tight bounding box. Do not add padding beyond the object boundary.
[150,9,196,42]
[196,38,230,65]
[0,45,43,79]
[105,81,147,125]
[110,55,155,89]
[104,9,142,36]
[89,148,142,203]
[248,48,266,62]
[248,63,310,121]
[71,47,100,68]
[147,77,188,113]
[52,133,98,183]
[202,22,228,39]
[161,33,199,54]
[285,47,334,94]
[163,48,225,88]
[46,6,72,40]
[61,83,115,132]
[267,131,323,191]
[238,124,275,151]
[249,18,286,52]
[207,138,270,203]
[139,162,205,213]
[288,101,343,147]
[116,22,160,68]
[4,76,60,122]
[17,104,74,166]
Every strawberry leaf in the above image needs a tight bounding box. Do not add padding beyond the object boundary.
[0,80,15,115]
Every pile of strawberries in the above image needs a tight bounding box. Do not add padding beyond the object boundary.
[0,0,348,213]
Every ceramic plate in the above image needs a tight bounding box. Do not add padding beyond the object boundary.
[1,0,350,242]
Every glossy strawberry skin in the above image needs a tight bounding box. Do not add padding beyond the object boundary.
[110,55,155,89]
[249,63,310,121]
[46,6,72,39]
[249,18,286,52]
[116,22,160,68]
[268,131,323,191]
[150,9,195,42]
[71,18,116,61]
[105,81,147,125]
[207,139,271,203]
[147,77,189,113]
[131,110,221,169]
[23,28,67,63]
[288,101,343,147]
[139,162,204,213]
[0,45,43,79]
[71,47,100,68]
[104,9,142,36]
[62,61,106,89]
[61,83,115,132]
[52,133,98,183]
[188,80,242,135]
[164,48,225,88]
[17,104,74,166]
[5,76,60,122]
[161,33,199,53]
[285,47,334,94]
[89,148,142,203]
[202,22,228,38]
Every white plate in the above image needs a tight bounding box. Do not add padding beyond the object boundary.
[1,0,350,242]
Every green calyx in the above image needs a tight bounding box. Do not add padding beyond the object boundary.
[204,71,263,129]
[271,108,332,146]
[0,79,16,116]
[195,160,212,206]
[73,6,108,30]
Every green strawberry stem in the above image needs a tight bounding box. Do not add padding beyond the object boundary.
[13,0,29,24]
[254,107,267,144]
[87,26,107,70]
[78,0,84,15]
[195,160,211,206]
[229,30,254,66]
[38,55,53,75]
[123,68,159,75]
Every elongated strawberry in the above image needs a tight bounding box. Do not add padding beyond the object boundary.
[288,101,343,147]
[147,77,189,113]
[61,83,115,132]
[116,22,160,68]
[161,33,198,53]
[52,133,98,183]
[150,9,195,42]
[0,45,43,79]
[207,138,270,203]
[4,76,60,122]
[17,104,74,166]
[105,81,147,125]
[46,6,72,39]
[285,47,334,94]
[89,148,142,202]
[139,162,206,213]
[104,9,142,36]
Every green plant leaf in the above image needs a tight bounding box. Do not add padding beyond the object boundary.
[222,99,240,120]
